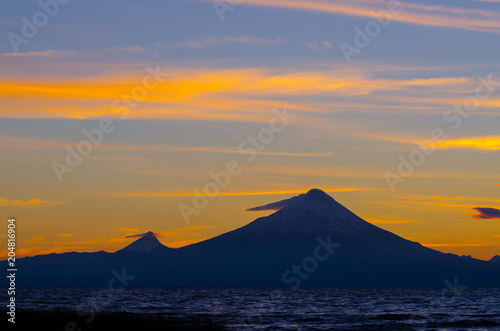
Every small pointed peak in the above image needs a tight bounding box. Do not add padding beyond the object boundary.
[305,188,335,203]
[118,231,165,253]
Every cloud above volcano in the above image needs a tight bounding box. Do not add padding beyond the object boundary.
[471,207,500,220]
[125,231,163,238]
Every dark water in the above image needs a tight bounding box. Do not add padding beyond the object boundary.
[5,287,500,330]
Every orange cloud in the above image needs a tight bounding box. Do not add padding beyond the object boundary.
[400,195,500,204]
[105,188,372,198]
[58,233,77,237]
[422,242,498,247]
[0,67,476,121]
[26,235,45,243]
[119,227,140,233]
[435,136,500,150]
[373,134,500,151]
[159,225,215,237]
[0,198,66,208]
[158,226,215,248]
[367,219,415,224]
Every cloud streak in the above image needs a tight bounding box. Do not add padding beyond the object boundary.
[373,134,500,151]
[0,198,66,208]
[435,136,500,150]
[471,207,500,220]
[161,36,287,49]
[106,188,369,198]
[125,231,163,238]
[0,45,145,58]
[196,0,500,34]
[0,66,476,121]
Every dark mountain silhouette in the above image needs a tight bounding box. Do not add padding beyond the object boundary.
[491,255,500,264]
[117,231,165,253]
[4,189,500,287]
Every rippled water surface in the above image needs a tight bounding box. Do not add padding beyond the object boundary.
[5,287,500,330]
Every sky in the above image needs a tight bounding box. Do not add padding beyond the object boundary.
[0,0,499,260]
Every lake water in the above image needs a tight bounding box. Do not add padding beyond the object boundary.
[5,287,500,329]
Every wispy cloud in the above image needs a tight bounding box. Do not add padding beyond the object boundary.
[0,45,144,58]
[435,136,500,150]
[422,242,499,247]
[246,198,295,211]
[125,231,162,238]
[106,188,370,198]
[161,36,287,49]
[159,225,215,237]
[373,134,500,151]
[195,0,500,34]
[0,198,66,208]
[58,233,77,238]
[400,195,500,204]
[26,235,45,243]
[1,49,78,57]
[119,227,140,233]
[0,136,332,157]
[0,66,476,121]
[306,41,337,50]
[97,145,332,157]
[367,219,415,224]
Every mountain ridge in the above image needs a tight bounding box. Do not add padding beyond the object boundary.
[4,189,500,288]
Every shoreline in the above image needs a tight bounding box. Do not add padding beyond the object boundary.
[4,309,228,330]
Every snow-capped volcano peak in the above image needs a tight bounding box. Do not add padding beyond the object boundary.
[241,188,404,243]
[304,188,336,204]
[246,188,335,212]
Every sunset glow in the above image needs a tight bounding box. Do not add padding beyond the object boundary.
[1,0,499,262]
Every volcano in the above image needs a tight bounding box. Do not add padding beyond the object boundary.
[5,189,500,287]
[117,231,165,253]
